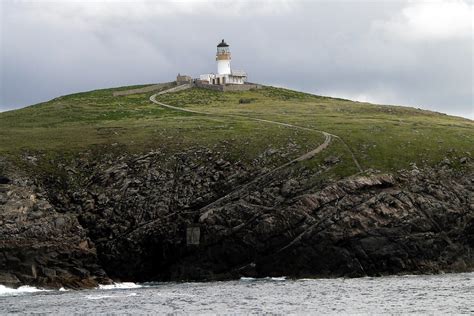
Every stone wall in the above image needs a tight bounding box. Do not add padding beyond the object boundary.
[156,83,193,95]
[222,83,262,92]
[194,82,224,91]
[194,82,262,92]
[112,82,175,97]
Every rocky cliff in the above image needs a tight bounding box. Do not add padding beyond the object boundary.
[0,148,472,289]
[0,172,110,288]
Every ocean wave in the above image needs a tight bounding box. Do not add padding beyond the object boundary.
[239,277,257,281]
[0,285,51,296]
[240,276,287,282]
[98,282,143,290]
[267,277,286,281]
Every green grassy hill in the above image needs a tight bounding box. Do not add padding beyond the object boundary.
[1,84,472,178]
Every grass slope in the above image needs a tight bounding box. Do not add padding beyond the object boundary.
[0,84,472,178]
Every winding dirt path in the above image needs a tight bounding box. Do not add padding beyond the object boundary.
[149,88,362,172]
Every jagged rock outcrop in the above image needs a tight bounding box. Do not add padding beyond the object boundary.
[0,149,472,288]
[0,174,111,289]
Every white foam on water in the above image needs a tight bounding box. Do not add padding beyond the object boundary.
[0,285,51,296]
[239,277,256,281]
[240,276,287,282]
[85,291,140,300]
[86,294,115,300]
[98,282,142,290]
[267,276,286,281]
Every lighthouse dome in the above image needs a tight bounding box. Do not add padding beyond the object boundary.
[217,39,229,47]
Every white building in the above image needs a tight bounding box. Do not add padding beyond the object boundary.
[199,39,247,85]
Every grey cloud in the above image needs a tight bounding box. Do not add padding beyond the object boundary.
[1,0,472,119]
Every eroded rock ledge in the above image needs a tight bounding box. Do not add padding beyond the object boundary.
[0,150,472,288]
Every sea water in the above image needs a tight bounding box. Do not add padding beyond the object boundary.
[1,273,473,314]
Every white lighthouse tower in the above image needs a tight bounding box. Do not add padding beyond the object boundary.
[216,39,231,75]
[199,39,247,85]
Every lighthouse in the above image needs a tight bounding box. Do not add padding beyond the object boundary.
[199,39,247,85]
[216,39,231,75]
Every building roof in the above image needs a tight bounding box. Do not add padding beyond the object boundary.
[217,39,229,47]
[231,70,247,77]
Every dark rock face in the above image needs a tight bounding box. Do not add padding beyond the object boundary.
[0,149,472,288]
[0,177,110,289]
[0,176,10,184]
[192,172,473,280]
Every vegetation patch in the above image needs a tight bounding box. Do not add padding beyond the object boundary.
[238,98,256,104]
[0,84,472,178]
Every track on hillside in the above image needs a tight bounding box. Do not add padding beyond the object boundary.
[150,88,362,171]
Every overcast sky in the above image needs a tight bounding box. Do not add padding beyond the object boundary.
[1,0,472,119]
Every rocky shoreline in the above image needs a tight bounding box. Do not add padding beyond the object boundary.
[0,150,472,289]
